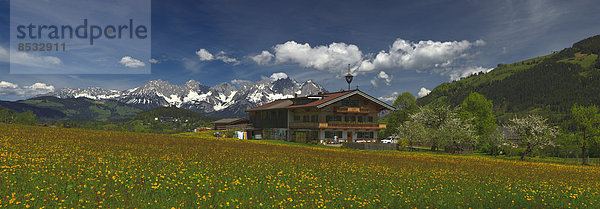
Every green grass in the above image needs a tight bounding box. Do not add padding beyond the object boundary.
[88,105,111,120]
[2,124,600,208]
[115,106,142,117]
[558,53,598,68]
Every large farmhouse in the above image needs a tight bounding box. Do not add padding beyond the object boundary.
[246,90,395,143]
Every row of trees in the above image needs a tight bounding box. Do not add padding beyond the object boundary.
[0,107,38,125]
[384,92,599,164]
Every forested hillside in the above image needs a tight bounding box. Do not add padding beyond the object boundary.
[418,35,600,125]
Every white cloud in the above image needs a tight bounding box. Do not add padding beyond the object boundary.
[195,49,239,65]
[119,56,146,68]
[215,51,240,65]
[25,82,55,93]
[436,66,494,81]
[418,87,431,98]
[378,71,391,85]
[269,72,289,81]
[0,81,18,88]
[378,92,399,102]
[231,79,251,85]
[149,58,159,64]
[2,44,62,68]
[0,81,55,97]
[196,49,214,61]
[371,71,392,87]
[251,50,274,65]
[254,38,486,80]
[272,41,363,73]
[359,39,485,72]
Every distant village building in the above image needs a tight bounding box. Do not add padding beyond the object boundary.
[210,118,251,130]
[195,127,212,132]
[246,90,395,143]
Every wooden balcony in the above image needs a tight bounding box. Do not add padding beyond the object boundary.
[289,122,386,130]
[336,106,369,114]
[289,122,320,129]
[321,122,386,129]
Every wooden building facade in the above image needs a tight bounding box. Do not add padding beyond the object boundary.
[246,90,395,143]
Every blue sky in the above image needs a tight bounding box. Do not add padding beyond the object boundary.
[1,0,600,102]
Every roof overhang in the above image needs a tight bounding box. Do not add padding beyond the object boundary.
[315,90,396,111]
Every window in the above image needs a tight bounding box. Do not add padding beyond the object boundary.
[341,99,359,107]
[344,116,356,122]
[325,131,343,139]
[326,115,342,122]
[357,116,374,123]
[357,132,374,139]
[311,115,318,122]
[302,115,309,122]
[294,115,300,121]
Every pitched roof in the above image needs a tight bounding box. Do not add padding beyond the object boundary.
[245,99,294,112]
[246,90,395,112]
[287,91,354,109]
[210,118,249,124]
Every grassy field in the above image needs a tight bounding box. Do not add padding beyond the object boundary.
[1,124,600,208]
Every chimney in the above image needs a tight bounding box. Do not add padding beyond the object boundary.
[294,93,298,98]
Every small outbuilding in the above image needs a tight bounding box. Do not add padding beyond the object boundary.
[211,118,251,130]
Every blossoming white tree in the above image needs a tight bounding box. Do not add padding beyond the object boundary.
[403,105,478,153]
[507,114,558,160]
[396,120,426,151]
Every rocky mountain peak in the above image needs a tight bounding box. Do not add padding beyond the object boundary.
[40,76,327,118]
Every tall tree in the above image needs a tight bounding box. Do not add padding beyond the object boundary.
[0,107,16,123]
[14,111,37,125]
[459,92,497,137]
[438,116,479,154]
[410,105,454,151]
[383,92,418,138]
[484,128,507,156]
[571,104,600,165]
[507,114,558,160]
[396,120,426,151]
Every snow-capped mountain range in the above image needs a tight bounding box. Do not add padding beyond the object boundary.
[41,76,327,118]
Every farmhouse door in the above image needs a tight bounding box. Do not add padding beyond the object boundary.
[295,132,306,143]
[347,131,352,142]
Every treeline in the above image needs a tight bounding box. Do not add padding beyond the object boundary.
[0,107,38,125]
[418,35,600,125]
[0,106,216,134]
[383,92,600,165]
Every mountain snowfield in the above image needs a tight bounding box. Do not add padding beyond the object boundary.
[42,76,326,118]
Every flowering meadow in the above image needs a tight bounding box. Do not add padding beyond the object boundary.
[1,123,599,208]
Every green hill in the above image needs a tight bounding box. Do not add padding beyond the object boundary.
[0,96,143,121]
[417,35,600,124]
